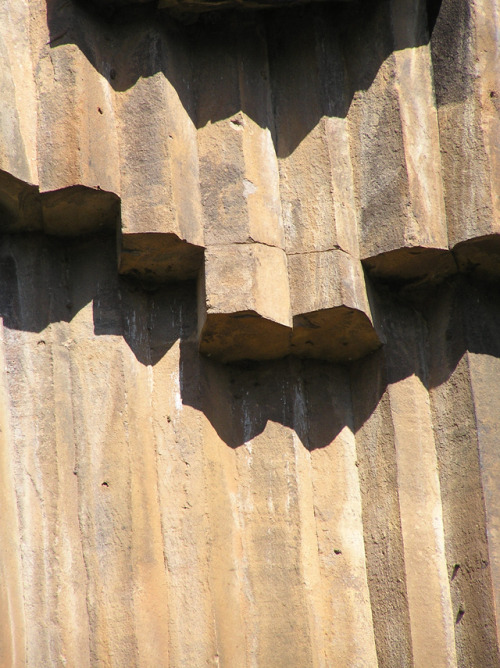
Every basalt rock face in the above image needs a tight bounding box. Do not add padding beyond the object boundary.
[1,0,500,666]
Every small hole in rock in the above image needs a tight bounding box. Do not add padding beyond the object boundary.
[102,481,109,487]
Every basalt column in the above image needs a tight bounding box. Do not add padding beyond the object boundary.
[0,0,500,666]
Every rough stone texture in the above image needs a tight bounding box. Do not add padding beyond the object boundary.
[1,0,500,665]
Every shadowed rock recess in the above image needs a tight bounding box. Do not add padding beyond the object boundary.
[1,0,500,665]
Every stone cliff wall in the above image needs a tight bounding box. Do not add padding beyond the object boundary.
[1,0,499,665]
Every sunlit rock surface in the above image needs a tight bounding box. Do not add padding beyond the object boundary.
[1,0,500,665]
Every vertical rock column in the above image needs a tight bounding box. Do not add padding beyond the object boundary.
[460,285,500,650]
[348,0,452,284]
[384,305,457,667]
[427,282,500,666]
[351,351,414,667]
[116,22,205,282]
[432,0,500,278]
[269,11,380,362]
[196,21,292,362]
[37,0,121,235]
[0,0,40,230]
[0,319,25,666]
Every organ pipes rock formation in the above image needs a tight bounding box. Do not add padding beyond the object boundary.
[1,0,500,665]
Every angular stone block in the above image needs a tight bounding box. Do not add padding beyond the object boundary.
[198,244,291,362]
[289,250,381,362]
[118,232,204,282]
[41,186,120,236]
[198,113,283,249]
[36,38,120,201]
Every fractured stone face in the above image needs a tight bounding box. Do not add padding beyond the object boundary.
[1,0,500,665]
[2,0,500,362]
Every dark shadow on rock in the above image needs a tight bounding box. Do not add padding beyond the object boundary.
[46,0,445,157]
[0,232,183,364]
[430,0,473,108]
[424,276,500,388]
[352,275,500,434]
[1,232,499,450]
[179,339,353,449]
[0,230,351,449]
[179,276,500,450]
[0,233,101,333]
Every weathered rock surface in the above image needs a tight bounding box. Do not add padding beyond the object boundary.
[1,235,500,667]
[3,0,499,362]
[1,0,500,665]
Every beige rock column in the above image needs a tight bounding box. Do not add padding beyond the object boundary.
[269,13,380,361]
[381,302,457,667]
[389,375,457,667]
[199,383,248,667]
[0,320,26,667]
[152,337,217,666]
[123,352,171,666]
[432,0,500,278]
[0,237,107,667]
[301,365,378,667]
[426,283,500,666]
[68,252,137,666]
[196,23,291,361]
[36,1,121,235]
[351,352,414,667]
[349,0,452,284]
[116,24,204,282]
[468,353,500,648]
[0,0,40,230]
[225,394,316,667]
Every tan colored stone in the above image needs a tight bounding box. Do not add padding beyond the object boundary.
[270,15,359,258]
[288,250,381,362]
[389,375,458,667]
[199,243,291,362]
[0,321,26,667]
[1,3,500,665]
[432,0,500,278]
[118,58,204,278]
[349,0,451,282]
[196,26,283,251]
[468,354,500,649]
